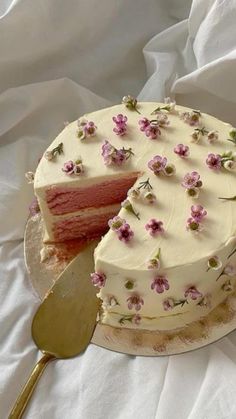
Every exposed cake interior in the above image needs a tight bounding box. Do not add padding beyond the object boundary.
[46,174,139,215]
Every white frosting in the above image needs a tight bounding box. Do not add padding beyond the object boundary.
[34,102,236,330]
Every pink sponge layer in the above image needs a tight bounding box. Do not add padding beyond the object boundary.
[53,209,118,242]
[46,174,138,215]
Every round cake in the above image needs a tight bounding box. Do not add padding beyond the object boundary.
[33,97,236,331]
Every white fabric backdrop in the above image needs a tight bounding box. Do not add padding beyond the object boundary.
[1,1,236,418]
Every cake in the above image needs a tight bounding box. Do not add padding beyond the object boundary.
[33,97,236,331]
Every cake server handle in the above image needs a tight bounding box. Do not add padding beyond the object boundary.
[8,352,56,419]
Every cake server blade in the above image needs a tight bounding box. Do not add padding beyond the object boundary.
[9,241,99,419]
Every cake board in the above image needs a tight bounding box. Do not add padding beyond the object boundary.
[24,213,236,356]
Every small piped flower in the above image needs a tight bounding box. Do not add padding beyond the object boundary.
[185,286,202,300]
[77,119,97,140]
[145,219,164,236]
[138,118,161,140]
[186,217,203,233]
[145,123,162,140]
[117,223,134,243]
[151,275,169,293]
[221,150,236,171]
[144,191,156,204]
[174,144,190,158]
[148,258,161,270]
[112,114,128,136]
[62,158,83,176]
[125,279,135,290]
[207,256,222,271]
[148,248,161,270]
[222,280,233,292]
[155,112,170,127]
[90,272,106,288]
[191,131,201,143]
[25,171,35,184]
[206,153,222,171]
[128,188,141,200]
[138,117,150,131]
[191,204,207,222]
[207,131,219,143]
[108,216,125,231]
[163,163,176,177]
[122,95,140,114]
[44,142,63,161]
[180,110,201,126]
[186,188,200,199]
[182,171,202,189]
[121,199,140,219]
[191,127,208,143]
[101,140,133,166]
[127,294,144,311]
[224,160,236,171]
[163,298,175,311]
[148,155,167,175]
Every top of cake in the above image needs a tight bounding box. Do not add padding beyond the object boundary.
[34,99,236,270]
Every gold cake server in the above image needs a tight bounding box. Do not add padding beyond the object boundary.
[9,241,99,419]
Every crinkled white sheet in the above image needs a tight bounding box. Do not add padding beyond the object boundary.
[1,1,236,418]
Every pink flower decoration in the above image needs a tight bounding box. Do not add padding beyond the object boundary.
[62,160,83,175]
[181,171,202,189]
[139,117,150,131]
[90,272,106,288]
[180,111,200,126]
[185,286,202,300]
[117,223,134,243]
[77,119,97,139]
[127,294,144,311]
[108,216,126,231]
[112,114,128,136]
[62,160,75,175]
[186,217,203,232]
[84,121,97,137]
[207,131,218,143]
[138,118,161,139]
[191,204,207,222]
[155,112,170,127]
[148,155,167,175]
[206,153,222,171]
[151,275,169,293]
[145,123,161,140]
[101,140,126,166]
[145,219,164,236]
[163,298,175,311]
[174,144,190,158]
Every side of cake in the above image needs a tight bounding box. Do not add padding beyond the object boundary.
[33,99,236,331]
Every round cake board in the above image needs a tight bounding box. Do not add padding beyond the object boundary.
[24,214,236,356]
